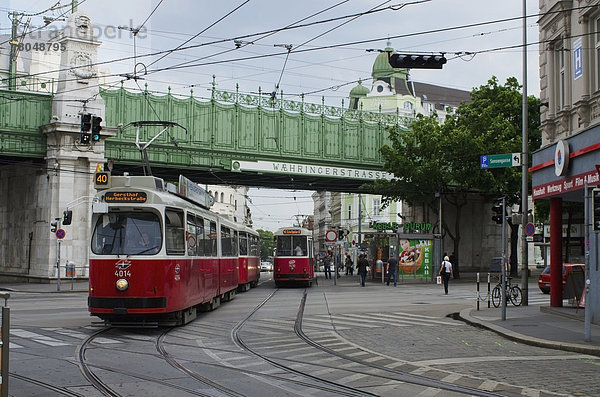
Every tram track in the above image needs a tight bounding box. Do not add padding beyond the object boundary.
[294,290,503,397]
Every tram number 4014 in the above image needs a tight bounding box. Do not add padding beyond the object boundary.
[115,270,131,277]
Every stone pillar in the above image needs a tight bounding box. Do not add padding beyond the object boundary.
[33,11,116,281]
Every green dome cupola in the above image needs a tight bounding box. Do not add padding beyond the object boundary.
[371,40,409,81]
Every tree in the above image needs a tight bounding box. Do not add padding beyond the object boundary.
[374,76,541,277]
[257,229,274,260]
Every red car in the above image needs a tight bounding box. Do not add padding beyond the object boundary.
[538,263,585,294]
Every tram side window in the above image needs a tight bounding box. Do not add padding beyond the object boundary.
[221,226,233,256]
[276,235,292,256]
[165,209,185,255]
[292,236,307,256]
[239,232,248,256]
[251,235,259,256]
[196,216,205,256]
[209,221,217,256]
[232,230,239,256]
[186,213,197,256]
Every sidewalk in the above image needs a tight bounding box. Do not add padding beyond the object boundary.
[460,304,600,357]
[0,280,89,293]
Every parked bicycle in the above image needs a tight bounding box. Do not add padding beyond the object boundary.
[491,276,522,307]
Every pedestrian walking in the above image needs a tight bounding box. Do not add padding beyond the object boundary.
[386,256,398,287]
[439,255,453,294]
[356,254,369,287]
[345,253,353,275]
[323,252,332,279]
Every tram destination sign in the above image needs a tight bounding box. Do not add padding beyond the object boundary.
[104,192,147,203]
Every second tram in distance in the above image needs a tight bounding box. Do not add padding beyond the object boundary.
[273,227,314,287]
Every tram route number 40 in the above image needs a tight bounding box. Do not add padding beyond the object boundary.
[94,171,111,189]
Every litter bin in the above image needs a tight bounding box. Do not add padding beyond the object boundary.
[66,261,75,278]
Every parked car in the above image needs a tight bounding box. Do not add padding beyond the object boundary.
[260,261,272,272]
[538,263,584,294]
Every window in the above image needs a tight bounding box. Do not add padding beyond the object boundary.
[556,45,566,111]
[239,232,248,255]
[276,235,292,256]
[208,221,217,256]
[293,236,307,256]
[596,17,600,91]
[348,205,352,221]
[165,209,185,255]
[373,198,381,216]
[91,212,161,255]
[220,226,237,256]
[403,101,413,110]
[187,213,197,256]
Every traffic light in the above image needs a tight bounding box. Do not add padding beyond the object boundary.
[593,188,600,232]
[492,204,503,224]
[389,53,447,69]
[50,219,58,233]
[338,228,344,240]
[91,116,102,142]
[62,210,72,225]
[80,113,91,144]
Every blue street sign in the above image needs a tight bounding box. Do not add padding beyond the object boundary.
[480,155,488,169]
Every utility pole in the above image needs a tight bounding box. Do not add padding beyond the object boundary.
[9,11,19,91]
[520,0,529,306]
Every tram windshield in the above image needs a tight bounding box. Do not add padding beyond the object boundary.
[91,212,161,255]
[276,235,307,256]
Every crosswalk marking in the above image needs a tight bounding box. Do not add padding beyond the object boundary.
[11,329,68,347]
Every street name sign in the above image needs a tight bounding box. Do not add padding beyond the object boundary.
[480,153,521,169]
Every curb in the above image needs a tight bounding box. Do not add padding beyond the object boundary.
[458,308,600,358]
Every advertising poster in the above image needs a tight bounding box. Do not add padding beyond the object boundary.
[398,238,432,278]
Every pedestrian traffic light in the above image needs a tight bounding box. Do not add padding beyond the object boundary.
[593,188,600,233]
[62,210,72,225]
[80,113,91,144]
[50,219,58,233]
[389,53,447,69]
[91,116,102,142]
[492,204,503,224]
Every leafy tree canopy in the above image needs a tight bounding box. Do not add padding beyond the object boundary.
[257,229,274,260]
[375,76,541,207]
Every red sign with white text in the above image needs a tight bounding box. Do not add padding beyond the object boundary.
[532,170,600,199]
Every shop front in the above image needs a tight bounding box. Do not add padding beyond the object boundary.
[530,128,599,319]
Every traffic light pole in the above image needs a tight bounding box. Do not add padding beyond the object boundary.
[520,0,529,307]
[584,181,591,341]
[55,217,62,291]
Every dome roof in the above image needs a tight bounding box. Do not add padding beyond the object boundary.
[349,80,370,97]
[371,41,408,80]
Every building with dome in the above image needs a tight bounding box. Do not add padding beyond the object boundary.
[314,42,472,274]
[348,41,470,122]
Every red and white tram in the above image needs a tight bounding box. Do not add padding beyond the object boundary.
[88,174,255,326]
[273,227,314,287]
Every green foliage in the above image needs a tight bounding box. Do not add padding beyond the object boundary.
[257,229,274,260]
[375,76,541,206]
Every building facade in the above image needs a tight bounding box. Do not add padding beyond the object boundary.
[533,0,600,320]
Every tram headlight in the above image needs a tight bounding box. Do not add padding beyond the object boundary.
[115,278,129,291]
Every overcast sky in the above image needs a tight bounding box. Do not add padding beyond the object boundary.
[3,0,541,231]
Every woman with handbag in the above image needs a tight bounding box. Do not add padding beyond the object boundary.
[439,255,453,294]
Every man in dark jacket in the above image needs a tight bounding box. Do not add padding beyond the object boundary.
[356,254,369,287]
[386,256,398,287]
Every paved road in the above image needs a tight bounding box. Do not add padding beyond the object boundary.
[3,275,599,396]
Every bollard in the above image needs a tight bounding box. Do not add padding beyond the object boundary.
[476,272,480,311]
[487,273,491,308]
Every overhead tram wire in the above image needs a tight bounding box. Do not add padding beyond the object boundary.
[7,4,595,97]
[9,0,438,81]
[168,0,354,87]
[0,0,89,47]
[145,0,251,70]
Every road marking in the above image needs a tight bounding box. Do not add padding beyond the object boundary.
[412,354,594,366]
[11,329,68,347]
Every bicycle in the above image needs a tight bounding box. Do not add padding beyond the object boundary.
[491,276,522,307]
